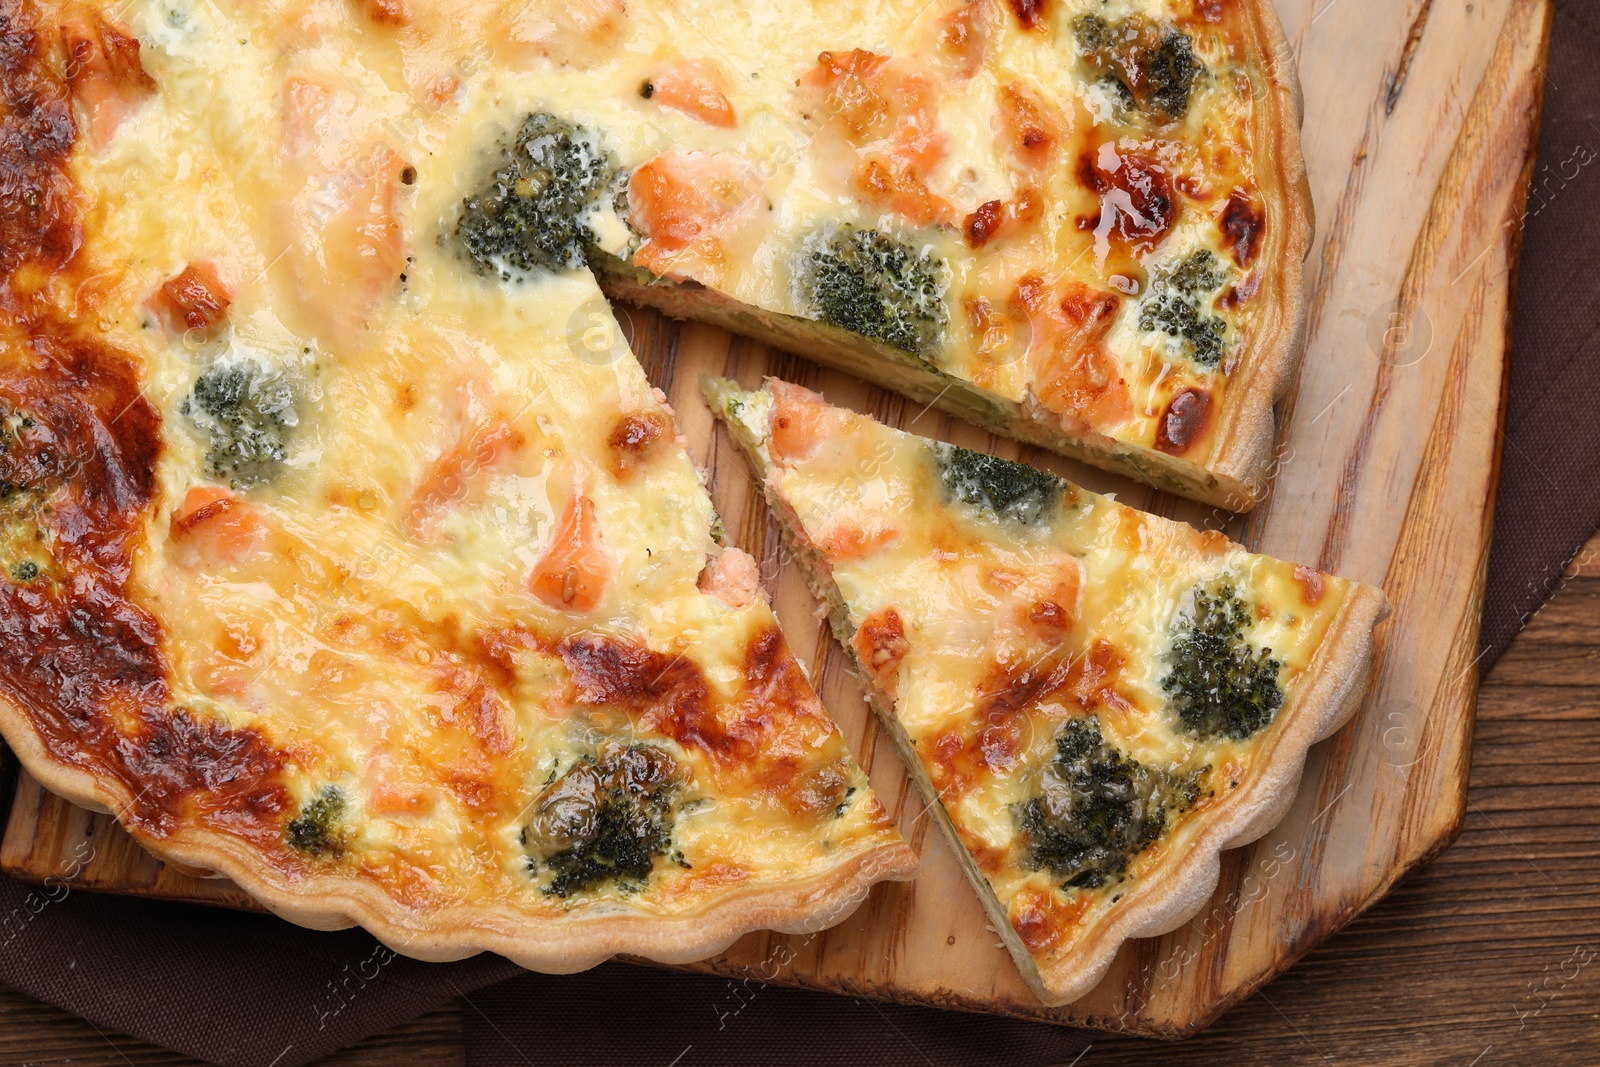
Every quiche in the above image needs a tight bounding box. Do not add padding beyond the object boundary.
[582,0,1309,509]
[0,0,920,972]
[705,377,1388,1004]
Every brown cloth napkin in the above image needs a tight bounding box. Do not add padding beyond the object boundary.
[461,963,1094,1067]
[0,844,520,1063]
[1,5,1596,1064]
[1476,0,1600,672]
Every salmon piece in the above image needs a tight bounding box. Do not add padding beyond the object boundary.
[171,485,234,524]
[884,72,948,175]
[963,199,1006,248]
[627,152,760,276]
[820,524,899,562]
[1013,279,1132,432]
[365,752,435,816]
[854,158,954,227]
[277,78,411,337]
[280,77,336,163]
[698,546,761,609]
[766,379,832,466]
[802,51,945,169]
[359,0,408,25]
[930,0,1000,79]
[802,51,951,226]
[59,10,156,148]
[852,607,910,698]
[149,262,231,336]
[647,60,737,128]
[962,188,1044,249]
[1293,564,1327,605]
[529,491,611,614]
[403,416,524,542]
[962,295,1023,389]
[286,155,410,336]
[303,149,409,322]
[802,50,893,139]
[995,81,1064,170]
[506,0,630,67]
[1020,571,1082,639]
[424,73,459,107]
[607,410,672,477]
[187,617,266,701]
[170,486,269,566]
[1154,387,1214,456]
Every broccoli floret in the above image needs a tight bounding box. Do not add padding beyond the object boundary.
[0,410,52,579]
[456,112,611,278]
[1165,249,1229,295]
[932,442,1062,527]
[1019,717,1201,891]
[286,785,347,857]
[1074,15,1203,121]
[180,361,298,489]
[1161,579,1284,740]
[1097,75,1137,112]
[1139,250,1230,369]
[522,743,682,897]
[833,784,858,819]
[802,226,949,356]
[1073,12,1115,52]
[1144,31,1202,118]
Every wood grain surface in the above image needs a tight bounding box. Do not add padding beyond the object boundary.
[5,530,1596,1066]
[0,0,1554,1043]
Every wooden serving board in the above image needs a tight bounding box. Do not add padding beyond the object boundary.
[0,0,1551,1038]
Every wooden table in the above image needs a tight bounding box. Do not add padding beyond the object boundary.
[4,529,1595,1066]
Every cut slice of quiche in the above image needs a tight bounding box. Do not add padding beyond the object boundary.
[706,377,1388,1004]
[577,0,1314,510]
[0,0,914,971]
[114,0,1307,511]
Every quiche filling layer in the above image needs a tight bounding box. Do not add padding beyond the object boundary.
[707,378,1383,1000]
[0,0,926,953]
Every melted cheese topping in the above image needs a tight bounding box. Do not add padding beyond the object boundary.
[17,0,915,922]
[715,379,1357,970]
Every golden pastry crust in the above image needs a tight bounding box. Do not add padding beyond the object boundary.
[1201,0,1315,508]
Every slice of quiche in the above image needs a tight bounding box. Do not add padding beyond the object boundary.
[131,0,1306,511]
[0,0,916,971]
[706,377,1388,1004]
[585,0,1312,510]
